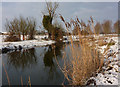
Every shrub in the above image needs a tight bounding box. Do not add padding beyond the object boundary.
[4,35,21,42]
[5,16,36,41]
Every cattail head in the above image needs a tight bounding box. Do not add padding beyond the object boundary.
[76,17,81,24]
[65,22,71,28]
[83,22,86,27]
[70,19,76,26]
[59,14,65,23]
[90,16,94,23]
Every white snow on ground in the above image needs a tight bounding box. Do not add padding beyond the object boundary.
[1,40,55,50]
[87,36,120,86]
[0,35,79,51]
[0,35,55,52]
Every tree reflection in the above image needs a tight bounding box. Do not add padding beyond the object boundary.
[7,48,37,69]
[43,42,64,80]
[43,42,63,67]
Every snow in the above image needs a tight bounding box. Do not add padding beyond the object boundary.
[0,34,120,86]
[0,35,55,53]
[1,40,55,50]
[87,36,120,86]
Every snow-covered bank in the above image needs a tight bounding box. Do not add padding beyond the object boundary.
[87,36,120,86]
[0,35,79,53]
[0,40,55,53]
[0,35,55,53]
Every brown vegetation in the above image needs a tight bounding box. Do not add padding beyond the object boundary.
[5,16,36,41]
[57,15,104,85]
[94,22,102,34]
[4,35,21,42]
[102,20,112,34]
[114,20,120,34]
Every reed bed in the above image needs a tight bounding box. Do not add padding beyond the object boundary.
[57,15,105,85]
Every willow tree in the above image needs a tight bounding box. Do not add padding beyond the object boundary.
[42,2,59,39]
[43,15,53,39]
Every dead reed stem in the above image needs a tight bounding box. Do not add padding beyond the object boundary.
[3,62,11,87]
[59,15,105,85]
[21,76,23,87]
[28,76,31,87]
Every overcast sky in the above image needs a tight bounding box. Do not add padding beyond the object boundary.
[1,2,118,32]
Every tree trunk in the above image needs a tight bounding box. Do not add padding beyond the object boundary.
[48,33,51,39]
[23,34,25,41]
[18,34,21,40]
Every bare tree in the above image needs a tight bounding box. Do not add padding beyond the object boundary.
[114,20,119,34]
[46,2,59,20]
[28,18,36,40]
[5,18,21,38]
[42,2,59,39]
[5,16,36,41]
[102,20,112,34]
[94,22,102,34]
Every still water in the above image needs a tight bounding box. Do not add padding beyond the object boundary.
[2,42,72,85]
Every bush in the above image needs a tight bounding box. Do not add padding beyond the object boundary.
[5,16,36,41]
[4,35,21,42]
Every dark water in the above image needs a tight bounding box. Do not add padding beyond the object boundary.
[2,42,71,85]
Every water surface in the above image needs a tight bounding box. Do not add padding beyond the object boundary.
[2,42,71,85]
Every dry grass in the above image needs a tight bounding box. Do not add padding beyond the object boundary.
[103,39,116,54]
[58,15,105,85]
[98,40,108,46]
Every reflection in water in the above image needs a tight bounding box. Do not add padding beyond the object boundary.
[44,45,54,67]
[7,48,37,69]
[43,42,63,68]
[43,42,64,81]
[3,42,66,85]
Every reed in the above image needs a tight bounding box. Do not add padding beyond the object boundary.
[3,62,11,87]
[28,76,31,87]
[58,15,104,85]
[21,76,23,87]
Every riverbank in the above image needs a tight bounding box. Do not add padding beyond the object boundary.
[0,34,119,86]
[86,36,120,86]
[0,39,55,53]
[0,35,78,53]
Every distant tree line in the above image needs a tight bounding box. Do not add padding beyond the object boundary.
[4,2,119,42]
[72,19,120,35]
